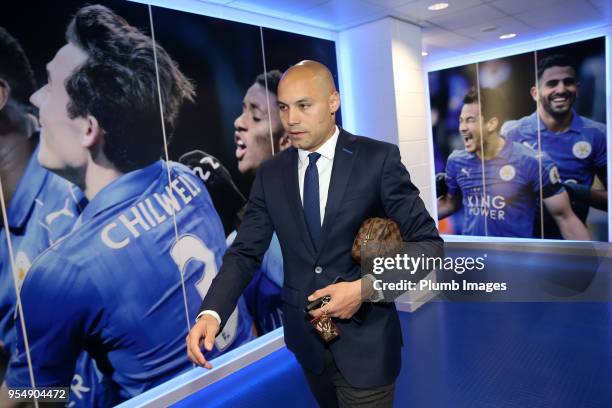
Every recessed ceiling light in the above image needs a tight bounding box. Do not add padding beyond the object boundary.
[421,51,428,56]
[480,25,497,33]
[499,33,517,39]
[428,3,449,11]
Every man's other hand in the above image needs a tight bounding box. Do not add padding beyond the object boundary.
[186,315,220,369]
[562,181,591,218]
[435,172,448,198]
[308,280,363,320]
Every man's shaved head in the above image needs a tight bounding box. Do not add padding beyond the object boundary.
[282,60,337,95]
[277,60,340,152]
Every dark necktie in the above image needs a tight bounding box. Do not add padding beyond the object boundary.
[303,152,321,251]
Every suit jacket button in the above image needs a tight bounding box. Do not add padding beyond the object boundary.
[314,266,323,274]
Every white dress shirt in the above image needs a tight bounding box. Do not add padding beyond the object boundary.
[297,126,339,225]
[198,126,340,325]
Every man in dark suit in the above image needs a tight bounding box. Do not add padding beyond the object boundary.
[187,60,443,407]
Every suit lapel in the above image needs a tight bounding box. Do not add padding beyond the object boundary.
[317,130,359,260]
[282,147,317,258]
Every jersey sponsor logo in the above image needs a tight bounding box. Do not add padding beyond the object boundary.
[466,194,506,220]
[100,175,202,250]
[499,165,516,181]
[572,141,592,159]
[549,166,561,184]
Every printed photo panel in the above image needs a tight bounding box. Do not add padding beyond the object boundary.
[1,1,195,406]
[147,4,265,370]
[432,52,553,239]
[471,53,545,239]
[430,63,487,236]
[526,38,607,241]
[430,37,607,241]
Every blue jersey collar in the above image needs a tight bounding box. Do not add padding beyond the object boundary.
[496,137,513,160]
[464,136,510,161]
[7,149,47,230]
[527,110,583,134]
[568,111,583,133]
[79,160,164,224]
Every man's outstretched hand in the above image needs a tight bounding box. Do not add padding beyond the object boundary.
[186,314,220,369]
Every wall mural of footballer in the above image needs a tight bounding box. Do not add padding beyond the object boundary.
[430,37,608,241]
[0,1,339,406]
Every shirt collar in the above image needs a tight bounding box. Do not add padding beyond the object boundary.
[496,136,512,160]
[528,110,582,133]
[298,126,339,165]
[464,136,510,161]
[79,160,164,223]
[568,111,583,133]
[7,146,47,229]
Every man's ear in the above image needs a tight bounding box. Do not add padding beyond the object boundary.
[81,114,102,148]
[0,79,10,111]
[329,91,340,115]
[530,86,538,102]
[486,117,499,133]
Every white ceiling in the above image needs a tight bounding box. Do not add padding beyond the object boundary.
[197,0,612,59]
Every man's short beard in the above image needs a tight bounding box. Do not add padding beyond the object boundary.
[540,96,573,120]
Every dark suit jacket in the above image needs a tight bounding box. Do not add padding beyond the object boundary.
[199,128,443,388]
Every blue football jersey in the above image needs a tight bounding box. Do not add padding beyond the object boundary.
[0,149,84,356]
[504,111,607,187]
[6,160,254,403]
[445,140,563,237]
[68,354,118,408]
[243,233,283,334]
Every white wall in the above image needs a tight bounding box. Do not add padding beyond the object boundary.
[390,19,434,218]
[336,17,435,217]
[336,18,398,144]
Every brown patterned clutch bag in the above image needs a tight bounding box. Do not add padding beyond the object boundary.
[351,217,403,263]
